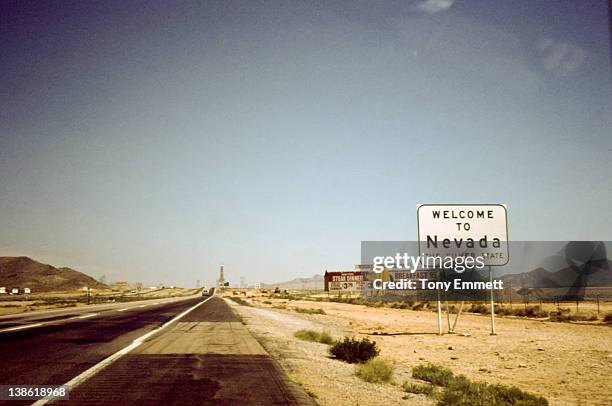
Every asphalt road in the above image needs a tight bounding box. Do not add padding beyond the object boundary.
[0,296,312,406]
[0,295,197,332]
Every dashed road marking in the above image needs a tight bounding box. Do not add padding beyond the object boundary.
[77,313,98,319]
[0,323,45,333]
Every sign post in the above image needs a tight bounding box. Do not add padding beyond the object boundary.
[437,288,443,336]
[489,266,496,335]
[451,301,464,332]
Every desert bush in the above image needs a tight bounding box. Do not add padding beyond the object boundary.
[317,331,335,344]
[568,313,595,322]
[389,301,411,309]
[516,306,549,318]
[469,303,489,314]
[549,311,597,322]
[329,337,379,363]
[227,297,250,306]
[294,307,325,315]
[403,382,435,396]
[355,358,393,383]
[404,364,548,406]
[262,300,272,304]
[411,363,548,405]
[412,302,425,311]
[441,377,548,406]
[527,306,548,318]
[294,329,335,345]
[549,311,570,322]
[495,306,512,316]
[604,312,612,323]
[412,363,455,387]
[272,304,286,309]
[398,302,410,309]
[294,329,319,341]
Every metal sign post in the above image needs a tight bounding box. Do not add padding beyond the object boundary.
[451,301,464,333]
[437,288,443,335]
[490,266,496,335]
[445,301,452,333]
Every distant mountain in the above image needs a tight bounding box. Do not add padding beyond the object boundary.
[501,260,612,289]
[0,256,109,292]
[261,274,324,290]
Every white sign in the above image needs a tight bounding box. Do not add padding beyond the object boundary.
[417,204,508,266]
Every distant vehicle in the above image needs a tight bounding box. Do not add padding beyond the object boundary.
[202,287,214,296]
[11,288,19,295]
[23,288,31,294]
[0,287,6,294]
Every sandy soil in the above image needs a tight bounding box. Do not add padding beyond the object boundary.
[232,296,612,406]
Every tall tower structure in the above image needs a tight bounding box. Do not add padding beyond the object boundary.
[217,264,225,287]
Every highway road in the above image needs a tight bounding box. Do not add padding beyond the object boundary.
[0,295,312,405]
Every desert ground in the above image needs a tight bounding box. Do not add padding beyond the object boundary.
[226,292,612,406]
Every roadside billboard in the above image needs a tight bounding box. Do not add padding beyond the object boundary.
[324,271,366,292]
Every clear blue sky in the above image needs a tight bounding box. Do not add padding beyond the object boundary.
[1,1,611,286]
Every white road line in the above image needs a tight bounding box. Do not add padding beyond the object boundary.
[77,313,98,319]
[32,296,214,406]
[117,308,130,312]
[0,323,45,333]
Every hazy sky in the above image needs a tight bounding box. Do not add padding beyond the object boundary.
[1,1,611,286]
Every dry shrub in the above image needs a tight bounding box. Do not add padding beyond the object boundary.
[329,337,379,363]
[355,358,393,383]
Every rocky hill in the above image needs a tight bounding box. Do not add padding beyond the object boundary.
[0,256,109,292]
